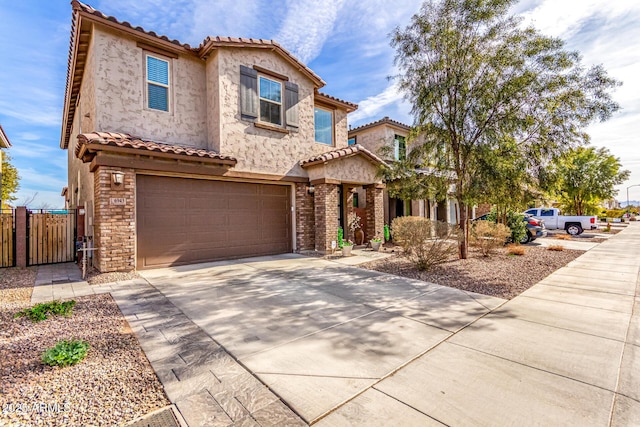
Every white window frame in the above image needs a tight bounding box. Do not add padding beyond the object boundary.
[258,75,283,126]
[394,134,406,160]
[145,53,171,113]
[314,106,334,146]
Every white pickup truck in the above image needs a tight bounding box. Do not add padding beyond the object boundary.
[523,207,598,235]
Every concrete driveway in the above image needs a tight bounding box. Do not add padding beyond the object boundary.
[140,255,505,424]
[140,224,640,426]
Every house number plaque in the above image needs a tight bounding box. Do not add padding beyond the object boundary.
[110,198,126,206]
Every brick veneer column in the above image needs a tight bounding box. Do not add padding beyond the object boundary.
[295,183,315,251]
[93,167,136,272]
[314,183,339,253]
[365,184,385,242]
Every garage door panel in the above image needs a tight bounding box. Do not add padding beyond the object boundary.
[137,175,292,269]
[188,198,226,209]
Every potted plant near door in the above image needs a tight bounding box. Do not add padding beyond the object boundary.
[342,240,354,256]
[370,237,382,251]
[348,213,364,245]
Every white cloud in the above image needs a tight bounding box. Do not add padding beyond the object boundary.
[18,132,41,141]
[348,83,405,124]
[275,0,347,63]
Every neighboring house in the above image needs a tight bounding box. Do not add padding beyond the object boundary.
[61,1,386,272]
[348,117,467,227]
[0,124,11,208]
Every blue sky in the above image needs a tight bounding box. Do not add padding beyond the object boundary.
[1,0,639,207]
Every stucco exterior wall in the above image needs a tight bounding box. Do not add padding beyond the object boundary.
[206,51,221,153]
[334,109,349,149]
[92,26,207,147]
[67,30,96,227]
[306,156,381,185]
[351,125,409,161]
[213,48,349,177]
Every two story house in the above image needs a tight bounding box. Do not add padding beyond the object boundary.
[348,117,465,227]
[62,1,386,272]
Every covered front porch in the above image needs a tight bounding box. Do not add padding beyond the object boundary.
[298,145,387,253]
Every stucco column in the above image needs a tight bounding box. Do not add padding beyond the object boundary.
[314,182,339,253]
[365,184,384,242]
[345,186,355,242]
[93,167,136,272]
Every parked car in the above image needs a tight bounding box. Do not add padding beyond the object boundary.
[472,213,546,244]
[523,207,597,235]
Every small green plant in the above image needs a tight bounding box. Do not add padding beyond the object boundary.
[15,300,76,322]
[604,222,612,232]
[342,240,354,246]
[371,237,382,243]
[384,224,391,241]
[337,227,344,249]
[42,340,89,367]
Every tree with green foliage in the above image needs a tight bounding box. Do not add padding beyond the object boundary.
[545,146,629,215]
[1,151,19,208]
[388,0,620,258]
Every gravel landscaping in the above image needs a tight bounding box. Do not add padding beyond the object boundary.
[85,267,140,285]
[0,266,37,307]
[1,285,169,425]
[361,246,585,299]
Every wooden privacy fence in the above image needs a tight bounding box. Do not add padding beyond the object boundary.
[1,210,14,268]
[28,210,76,265]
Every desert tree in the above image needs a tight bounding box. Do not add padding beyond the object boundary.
[546,146,629,215]
[390,0,620,258]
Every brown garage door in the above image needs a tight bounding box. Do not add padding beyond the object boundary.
[136,175,292,269]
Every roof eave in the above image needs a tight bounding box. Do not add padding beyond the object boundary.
[0,125,11,148]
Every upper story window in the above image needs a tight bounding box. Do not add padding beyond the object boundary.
[394,134,406,160]
[348,137,356,146]
[240,65,299,131]
[314,107,333,145]
[259,76,282,125]
[146,54,170,112]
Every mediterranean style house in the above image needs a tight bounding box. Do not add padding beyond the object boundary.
[348,117,467,226]
[61,1,387,272]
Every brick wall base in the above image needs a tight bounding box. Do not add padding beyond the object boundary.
[295,183,315,251]
[93,167,135,272]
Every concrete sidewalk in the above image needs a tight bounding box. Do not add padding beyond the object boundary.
[321,223,640,426]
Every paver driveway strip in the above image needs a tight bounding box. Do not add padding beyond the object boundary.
[141,254,500,423]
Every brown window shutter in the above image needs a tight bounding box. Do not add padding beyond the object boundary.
[284,81,299,128]
[240,65,258,119]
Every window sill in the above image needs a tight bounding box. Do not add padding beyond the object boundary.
[254,122,290,134]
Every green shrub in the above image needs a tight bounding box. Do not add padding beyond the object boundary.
[391,217,460,271]
[15,300,76,323]
[42,339,89,367]
[337,227,344,249]
[470,221,511,257]
[384,224,391,241]
[485,209,526,243]
[506,211,527,244]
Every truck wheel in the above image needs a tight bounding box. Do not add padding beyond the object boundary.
[519,232,531,244]
[566,224,583,235]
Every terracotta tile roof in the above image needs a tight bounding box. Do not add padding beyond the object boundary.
[349,116,411,135]
[75,132,237,165]
[198,36,325,87]
[315,92,358,112]
[300,144,388,168]
[73,1,195,49]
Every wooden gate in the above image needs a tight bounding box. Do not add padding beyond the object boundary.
[1,209,14,267]
[28,210,76,265]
